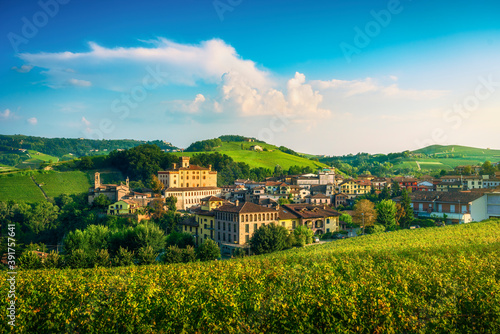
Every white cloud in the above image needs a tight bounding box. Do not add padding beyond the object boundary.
[27,117,38,125]
[12,65,33,73]
[312,77,448,99]
[18,38,271,90]
[219,71,329,122]
[0,109,12,119]
[68,78,92,87]
[81,116,91,126]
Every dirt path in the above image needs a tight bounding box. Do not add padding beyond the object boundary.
[31,175,49,200]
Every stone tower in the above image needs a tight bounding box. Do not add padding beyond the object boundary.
[94,172,101,189]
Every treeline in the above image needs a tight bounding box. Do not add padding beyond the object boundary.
[184,138,222,152]
[105,145,316,186]
[0,134,177,159]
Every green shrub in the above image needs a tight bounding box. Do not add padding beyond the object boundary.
[44,251,63,269]
[137,246,158,265]
[113,247,135,267]
[92,249,111,268]
[18,251,42,270]
[65,249,89,269]
[196,239,220,261]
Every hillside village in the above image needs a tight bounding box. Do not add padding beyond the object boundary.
[89,155,500,256]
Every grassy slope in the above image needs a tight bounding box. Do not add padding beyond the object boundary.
[3,220,499,333]
[27,150,60,162]
[174,141,328,170]
[34,171,92,198]
[0,174,46,202]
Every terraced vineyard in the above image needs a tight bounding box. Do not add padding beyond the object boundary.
[2,221,499,333]
[0,174,45,202]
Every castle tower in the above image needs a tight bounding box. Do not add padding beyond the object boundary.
[94,172,101,189]
[180,156,190,168]
[126,176,129,188]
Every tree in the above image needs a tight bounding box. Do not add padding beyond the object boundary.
[353,199,377,235]
[79,156,94,170]
[149,199,166,220]
[391,181,401,197]
[92,194,111,210]
[165,196,177,212]
[379,185,391,201]
[249,223,289,255]
[293,225,313,245]
[196,239,220,261]
[137,246,158,265]
[462,166,472,175]
[278,197,290,205]
[339,213,353,226]
[376,200,397,231]
[150,174,164,194]
[113,247,135,267]
[481,161,495,175]
[399,189,414,229]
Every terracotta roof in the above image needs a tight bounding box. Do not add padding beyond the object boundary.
[201,196,225,202]
[310,193,329,198]
[164,186,220,192]
[394,190,488,203]
[282,204,340,219]
[214,202,277,214]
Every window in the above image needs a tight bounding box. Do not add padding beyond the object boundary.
[254,223,258,231]
[228,224,231,232]
[245,235,249,242]
[223,222,226,231]
[462,205,467,213]
[419,203,423,211]
[245,224,249,233]
[438,204,443,212]
[450,205,455,213]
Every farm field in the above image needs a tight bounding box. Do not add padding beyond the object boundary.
[0,174,45,202]
[27,150,59,162]
[173,141,328,170]
[34,171,92,198]
[3,220,499,333]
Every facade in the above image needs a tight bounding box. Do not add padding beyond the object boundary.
[107,200,138,215]
[88,172,130,205]
[392,177,418,192]
[339,179,372,198]
[158,156,217,188]
[213,202,279,255]
[436,181,463,192]
[394,190,489,223]
[306,193,331,205]
[280,204,340,235]
[164,187,222,211]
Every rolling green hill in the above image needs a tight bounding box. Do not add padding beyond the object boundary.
[414,145,500,163]
[174,141,328,170]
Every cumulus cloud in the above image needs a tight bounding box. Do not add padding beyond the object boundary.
[219,71,330,121]
[18,38,271,90]
[0,109,13,120]
[11,65,33,73]
[27,117,38,125]
[68,78,92,87]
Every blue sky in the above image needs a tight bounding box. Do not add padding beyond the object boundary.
[1,0,499,155]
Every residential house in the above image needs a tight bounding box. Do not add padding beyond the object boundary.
[107,200,138,215]
[339,179,372,198]
[279,204,340,235]
[392,177,418,192]
[306,193,331,205]
[393,190,489,223]
[436,181,463,192]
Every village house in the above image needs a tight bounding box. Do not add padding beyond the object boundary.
[339,179,372,198]
[107,200,138,215]
[306,193,331,205]
[393,190,491,223]
[278,204,340,235]
[391,177,418,192]
[88,172,130,205]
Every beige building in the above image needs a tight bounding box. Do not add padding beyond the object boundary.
[164,187,222,211]
[158,156,217,188]
[214,201,279,254]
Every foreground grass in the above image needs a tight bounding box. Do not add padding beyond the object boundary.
[2,221,500,333]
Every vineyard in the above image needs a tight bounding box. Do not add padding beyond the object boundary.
[2,221,500,333]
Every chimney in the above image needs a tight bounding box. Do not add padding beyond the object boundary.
[208,164,212,171]
[172,163,177,169]
[235,200,239,206]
